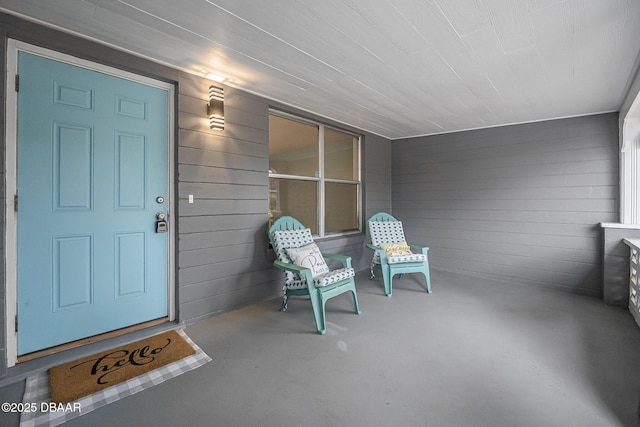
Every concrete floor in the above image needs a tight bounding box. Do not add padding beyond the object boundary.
[1,269,640,426]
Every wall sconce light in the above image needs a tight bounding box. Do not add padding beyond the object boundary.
[207,85,224,130]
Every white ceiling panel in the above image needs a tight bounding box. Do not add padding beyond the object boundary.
[433,0,491,37]
[1,0,639,139]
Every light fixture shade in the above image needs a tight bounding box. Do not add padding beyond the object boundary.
[207,85,224,130]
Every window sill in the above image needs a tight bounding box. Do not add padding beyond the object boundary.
[601,222,640,230]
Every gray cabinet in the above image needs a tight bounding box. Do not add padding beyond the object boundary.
[624,238,640,326]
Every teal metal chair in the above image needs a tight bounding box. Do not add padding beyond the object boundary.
[366,212,432,296]
[268,216,361,334]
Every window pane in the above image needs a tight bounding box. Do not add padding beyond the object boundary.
[324,128,358,180]
[268,178,318,234]
[325,182,358,233]
[269,115,319,177]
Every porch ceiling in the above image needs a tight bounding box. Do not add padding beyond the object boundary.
[2,0,640,139]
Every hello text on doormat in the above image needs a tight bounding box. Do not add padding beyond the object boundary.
[49,330,196,403]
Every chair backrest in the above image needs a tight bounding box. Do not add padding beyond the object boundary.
[367,212,398,223]
[269,216,306,249]
[269,217,316,285]
[367,212,406,247]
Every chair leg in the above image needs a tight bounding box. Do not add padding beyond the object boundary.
[423,266,432,293]
[309,292,326,335]
[351,287,362,314]
[382,266,392,297]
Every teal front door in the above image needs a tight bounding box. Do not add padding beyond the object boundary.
[17,52,170,355]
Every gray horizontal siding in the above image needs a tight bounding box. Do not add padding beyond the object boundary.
[176,75,280,320]
[361,134,393,268]
[364,134,392,219]
[176,82,394,320]
[392,113,619,296]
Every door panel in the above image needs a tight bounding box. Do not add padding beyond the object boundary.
[17,52,169,355]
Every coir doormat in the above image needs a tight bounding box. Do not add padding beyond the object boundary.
[49,329,196,404]
[20,329,210,427]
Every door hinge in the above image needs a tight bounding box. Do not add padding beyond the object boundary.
[14,75,19,92]
[15,315,18,333]
[14,194,18,212]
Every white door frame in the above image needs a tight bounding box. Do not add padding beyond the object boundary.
[4,40,176,367]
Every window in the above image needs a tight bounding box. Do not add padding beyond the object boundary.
[268,112,361,236]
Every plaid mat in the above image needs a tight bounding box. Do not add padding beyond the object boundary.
[19,329,211,427]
